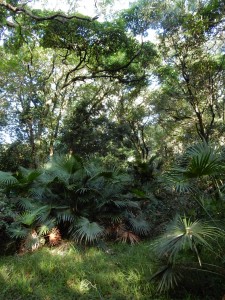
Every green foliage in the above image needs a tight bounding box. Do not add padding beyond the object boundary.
[72,217,104,243]
[163,142,224,193]
[0,198,17,254]
[0,143,34,172]
[120,1,153,36]
[0,154,152,246]
[0,1,225,298]
[152,215,225,293]
[0,171,18,187]
[155,215,222,263]
[151,141,225,294]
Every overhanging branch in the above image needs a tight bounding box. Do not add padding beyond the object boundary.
[0,1,93,22]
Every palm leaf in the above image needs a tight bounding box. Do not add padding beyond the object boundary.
[17,198,37,210]
[17,211,37,226]
[18,167,42,183]
[17,205,52,226]
[71,217,104,243]
[27,187,42,199]
[163,168,193,193]
[163,142,223,193]
[185,142,222,177]
[46,155,83,176]
[38,219,57,235]
[154,215,223,263]
[8,226,29,239]
[151,263,183,292]
[56,209,75,223]
[0,171,18,187]
[128,215,150,235]
[100,212,123,223]
[35,205,52,223]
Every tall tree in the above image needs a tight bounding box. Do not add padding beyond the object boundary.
[122,0,225,145]
[0,0,157,166]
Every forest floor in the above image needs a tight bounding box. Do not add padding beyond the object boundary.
[0,241,210,300]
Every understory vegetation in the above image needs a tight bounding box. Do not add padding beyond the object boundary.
[1,142,225,299]
[1,0,225,299]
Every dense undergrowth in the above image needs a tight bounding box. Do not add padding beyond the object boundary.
[1,142,225,299]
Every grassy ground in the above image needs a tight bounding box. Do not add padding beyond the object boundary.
[0,241,217,300]
[0,241,166,300]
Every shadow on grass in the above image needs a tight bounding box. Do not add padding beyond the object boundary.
[0,242,162,300]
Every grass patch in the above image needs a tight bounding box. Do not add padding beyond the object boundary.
[0,241,165,300]
[0,241,218,300]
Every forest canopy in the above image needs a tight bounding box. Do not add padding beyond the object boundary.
[0,0,224,167]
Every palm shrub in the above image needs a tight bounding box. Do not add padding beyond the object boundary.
[162,141,225,218]
[151,215,225,294]
[0,154,151,248]
[41,155,150,243]
[151,141,225,295]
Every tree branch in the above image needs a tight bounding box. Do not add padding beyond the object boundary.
[0,1,93,22]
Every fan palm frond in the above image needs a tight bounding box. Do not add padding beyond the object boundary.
[101,213,123,224]
[17,211,37,226]
[154,215,223,264]
[46,155,83,175]
[35,205,52,223]
[185,142,222,178]
[17,167,42,183]
[113,200,140,209]
[71,217,104,243]
[38,224,51,235]
[128,215,150,235]
[163,142,223,193]
[163,168,193,193]
[17,197,37,210]
[16,205,51,226]
[151,263,183,293]
[0,171,18,187]
[28,186,48,199]
[56,208,75,223]
[8,225,29,239]
[38,219,57,235]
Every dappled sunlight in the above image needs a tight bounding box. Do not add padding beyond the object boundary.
[0,242,157,299]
